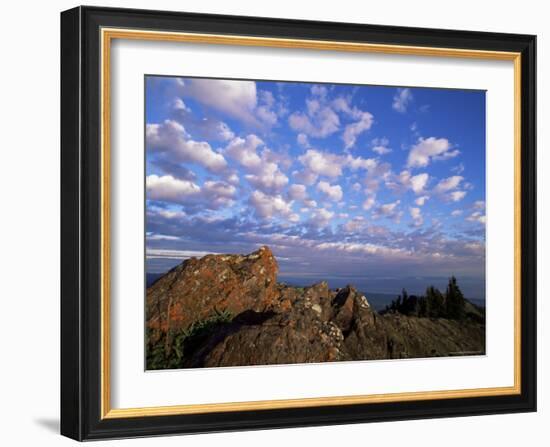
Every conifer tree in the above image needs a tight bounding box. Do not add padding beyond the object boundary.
[445,276,466,320]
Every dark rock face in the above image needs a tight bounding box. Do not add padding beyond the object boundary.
[146,247,485,369]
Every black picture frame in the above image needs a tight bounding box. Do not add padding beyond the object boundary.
[61,5,536,441]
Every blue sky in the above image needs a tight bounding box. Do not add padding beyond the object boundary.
[145,76,486,299]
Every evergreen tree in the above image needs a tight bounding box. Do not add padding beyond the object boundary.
[445,276,466,320]
[426,286,445,318]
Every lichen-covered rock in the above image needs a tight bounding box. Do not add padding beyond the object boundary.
[146,246,278,336]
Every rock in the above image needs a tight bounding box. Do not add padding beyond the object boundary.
[146,246,278,336]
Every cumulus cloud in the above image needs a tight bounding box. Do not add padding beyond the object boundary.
[298,149,345,179]
[245,162,289,192]
[409,173,429,194]
[434,175,463,193]
[362,196,375,210]
[225,135,289,193]
[387,170,429,195]
[170,98,235,142]
[317,181,343,201]
[310,208,335,227]
[433,176,466,202]
[451,209,463,217]
[392,88,413,113]
[406,137,459,168]
[293,169,319,186]
[225,134,263,169]
[466,210,486,224]
[297,133,310,147]
[146,175,236,209]
[409,207,423,227]
[176,78,279,128]
[331,96,374,150]
[451,163,465,175]
[249,190,294,220]
[371,137,392,155]
[473,200,486,209]
[146,174,200,202]
[288,184,308,201]
[346,155,377,171]
[415,196,429,206]
[449,190,467,202]
[372,200,403,223]
[146,120,228,173]
[288,100,340,138]
[342,111,374,149]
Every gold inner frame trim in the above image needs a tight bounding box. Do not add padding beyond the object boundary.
[100,27,522,419]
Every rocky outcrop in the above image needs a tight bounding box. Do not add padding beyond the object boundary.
[146,246,278,336]
[146,247,485,369]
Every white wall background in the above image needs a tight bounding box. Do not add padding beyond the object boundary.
[0,0,546,445]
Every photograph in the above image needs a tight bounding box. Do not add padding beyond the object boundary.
[144,76,487,370]
[57,5,537,441]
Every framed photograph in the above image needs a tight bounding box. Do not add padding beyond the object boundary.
[61,6,536,441]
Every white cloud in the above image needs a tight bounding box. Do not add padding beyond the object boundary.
[449,190,467,202]
[249,190,294,219]
[146,175,236,209]
[331,96,374,150]
[362,196,375,210]
[298,149,345,178]
[148,207,187,220]
[245,162,289,192]
[373,200,403,222]
[346,155,377,171]
[342,111,374,149]
[226,135,289,192]
[415,196,429,206]
[289,103,340,138]
[388,170,429,195]
[146,234,181,241]
[451,163,465,175]
[146,248,219,260]
[451,210,463,217]
[172,97,191,113]
[410,173,429,194]
[466,210,486,224]
[407,137,459,168]
[317,181,343,201]
[288,184,308,201]
[473,200,486,209]
[352,182,362,192]
[146,174,200,202]
[310,208,335,227]
[226,173,240,185]
[176,78,278,128]
[179,78,258,123]
[432,176,467,202]
[392,88,413,113]
[146,120,228,173]
[293,169,319,186]
[372,144,392,155]
[225,134,263,169]
[434,175,464,193]
[409,207,423,226]
[297,133,310,147]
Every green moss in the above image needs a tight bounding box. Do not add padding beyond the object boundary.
[146,308,233,370]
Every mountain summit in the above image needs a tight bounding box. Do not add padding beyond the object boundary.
[146,247,485,369]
